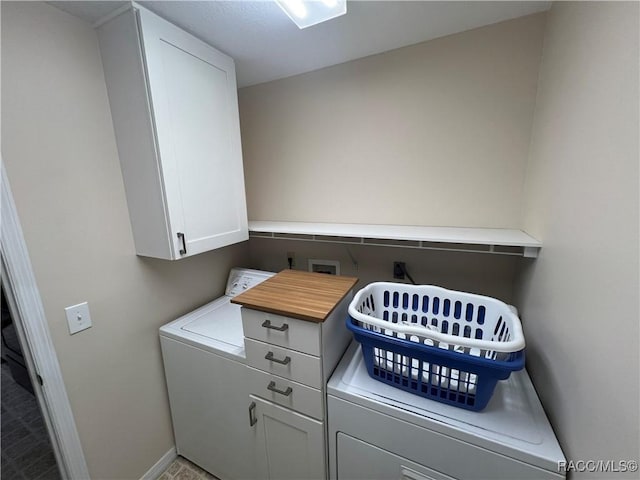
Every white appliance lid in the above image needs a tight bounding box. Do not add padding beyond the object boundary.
[181,301,244,348]
[339,350,541,443]
[159,268,275,359]
[328,342,565,470]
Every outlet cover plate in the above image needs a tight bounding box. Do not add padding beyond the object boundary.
[309,259,340,275]
[393,261,406,279]
[65,302,92,335]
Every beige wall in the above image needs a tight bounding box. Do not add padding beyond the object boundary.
[239,13,546,229]
[1,2,249,478]
[5,1,638,478]
[249,238,519,304]
[516,1,639,475]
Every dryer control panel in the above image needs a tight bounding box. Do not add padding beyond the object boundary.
[225,268,275,298]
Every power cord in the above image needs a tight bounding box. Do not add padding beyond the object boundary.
[399,263,417,285]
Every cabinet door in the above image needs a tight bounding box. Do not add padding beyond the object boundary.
[250,395,326,480]
[137,6,248,257]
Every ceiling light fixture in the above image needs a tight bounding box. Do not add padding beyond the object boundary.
[276,0,347,29]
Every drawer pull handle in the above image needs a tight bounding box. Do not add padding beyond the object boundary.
[261,320,289,332]
[267,381,292,397]
[265,351,291,365]
[248,401,257,427]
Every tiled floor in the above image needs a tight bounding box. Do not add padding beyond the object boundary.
[1,363,61,480]
[159,456,220,480]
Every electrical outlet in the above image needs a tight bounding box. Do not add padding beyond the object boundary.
[393,262,406,279]
[287,251,296,268]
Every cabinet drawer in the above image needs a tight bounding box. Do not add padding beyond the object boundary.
[242,308,321,356]
[247,367,324,420]
[245,338,322,389]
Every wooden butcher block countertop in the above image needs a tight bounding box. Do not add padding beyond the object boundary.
[231,270,359,323]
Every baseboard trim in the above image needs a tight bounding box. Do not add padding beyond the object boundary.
[141,447,177,480]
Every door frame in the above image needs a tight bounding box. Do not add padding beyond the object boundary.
[1,161,90,478]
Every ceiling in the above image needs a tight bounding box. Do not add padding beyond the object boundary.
[49,1,551,88]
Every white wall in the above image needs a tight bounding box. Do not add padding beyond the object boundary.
[516,2,639,476]
[1,2,249,478]
[239,13,546,229]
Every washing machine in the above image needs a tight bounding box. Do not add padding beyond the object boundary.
[327,342,566,480]
[159,268,274,479]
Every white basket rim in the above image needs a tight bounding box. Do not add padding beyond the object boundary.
[348,282,525,353]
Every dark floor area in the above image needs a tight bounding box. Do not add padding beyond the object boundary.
[1,363,61,480]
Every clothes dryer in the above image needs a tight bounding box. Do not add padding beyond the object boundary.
[327,342,565,480]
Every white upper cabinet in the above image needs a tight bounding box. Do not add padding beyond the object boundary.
[98,4,248,260]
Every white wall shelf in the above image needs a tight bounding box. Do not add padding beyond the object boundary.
[248,221,541,258]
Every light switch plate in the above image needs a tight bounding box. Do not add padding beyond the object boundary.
[65,302,92,335]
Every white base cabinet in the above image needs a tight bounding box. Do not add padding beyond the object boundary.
[98,4,248,260]
[240,291,354,480]
[250,395,326,480]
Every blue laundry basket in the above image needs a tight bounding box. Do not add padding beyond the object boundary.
[347,282,526,411]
